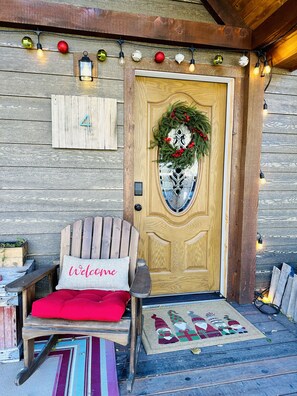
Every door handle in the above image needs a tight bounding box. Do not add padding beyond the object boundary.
[134,204,142,211]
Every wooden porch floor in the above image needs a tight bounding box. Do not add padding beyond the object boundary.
[117,302,297,396]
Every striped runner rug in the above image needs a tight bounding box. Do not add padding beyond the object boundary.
[34,336,119,396]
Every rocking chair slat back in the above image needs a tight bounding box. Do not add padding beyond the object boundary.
[59,217,140,285]
[60,225,71,264]
[121,220,132,258]
[101,217,113,259]
[71,219,83,257]
[91,217,103,259]
[81,217,93,258]
[110,217,123,258]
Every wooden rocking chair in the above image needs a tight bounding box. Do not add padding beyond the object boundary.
[6,216,151,392]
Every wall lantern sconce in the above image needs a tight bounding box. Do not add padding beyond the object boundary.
[79,51,93,81]
[189,47,196,72]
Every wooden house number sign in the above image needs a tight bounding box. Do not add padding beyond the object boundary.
[51,95,117,150]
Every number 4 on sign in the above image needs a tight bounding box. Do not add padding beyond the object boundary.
[80,114,91,127]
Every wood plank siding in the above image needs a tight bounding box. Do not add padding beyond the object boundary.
[0,9,238,273]
[0,0,296,297]
[257,68,297,290]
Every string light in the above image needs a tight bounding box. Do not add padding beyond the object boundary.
[256,232,263,250]
[263,99,268,116]
[253,51,272,77]
[253,60,260,76]
[36,30,43,57]
[117,39,125,65]
[260,170,266,184]
[263,59,271,75]
[189,47,196,72]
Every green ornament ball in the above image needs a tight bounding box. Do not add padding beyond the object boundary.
[22,36,33,49]
[97,49,107,62]
[213,54,223,65]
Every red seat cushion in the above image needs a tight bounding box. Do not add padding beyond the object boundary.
[31,289,130,322]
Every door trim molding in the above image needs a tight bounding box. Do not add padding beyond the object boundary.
[132,70,234,297]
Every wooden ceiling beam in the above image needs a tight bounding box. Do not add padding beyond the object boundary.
[0,0,252,50]
[200,0,248,28]
[267,30,297,71]
[252,0,297,49]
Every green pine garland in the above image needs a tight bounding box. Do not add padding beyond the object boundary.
[150,102,211,169]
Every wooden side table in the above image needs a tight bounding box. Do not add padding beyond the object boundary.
[0,259,34,362]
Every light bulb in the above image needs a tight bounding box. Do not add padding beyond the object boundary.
[36,30,43,58]
[119,51,125,65]
[260,170,266,184]
[263,101,268,116]
[253,62,260,76]
[263,60,271,75]
[189,59,195,72]
[37,46,43,58]
[256,233,263,250]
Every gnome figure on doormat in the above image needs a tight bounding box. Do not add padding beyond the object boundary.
[224,314,248,334]
[167,310,200,342]
[205,312,236,335]
[151,314,179,344]
[187,310,222,338]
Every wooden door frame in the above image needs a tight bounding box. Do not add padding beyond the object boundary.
[124,55,264,304]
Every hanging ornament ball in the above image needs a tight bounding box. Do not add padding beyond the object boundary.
[175,53,185,64]
[97,49,107,62]
[131,50,142,62]
[57,40,69,54]
[239,54,249,67]
[21,36,33,49]
[155,51,165,63]
[213,54,223,65]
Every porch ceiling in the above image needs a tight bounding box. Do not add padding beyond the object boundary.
[202,0,297,71]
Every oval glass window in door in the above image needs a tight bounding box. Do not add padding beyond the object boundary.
[159,160,199,213]
[158,123,199,213]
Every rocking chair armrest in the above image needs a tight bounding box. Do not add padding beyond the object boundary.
[130,259,151,298]
[5,264,59,293]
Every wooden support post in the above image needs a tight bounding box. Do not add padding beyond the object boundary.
[228,53,264,304]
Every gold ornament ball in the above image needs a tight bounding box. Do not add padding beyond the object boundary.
[97,49,107,62]
[22,36,33,49]
[213,54,223,65]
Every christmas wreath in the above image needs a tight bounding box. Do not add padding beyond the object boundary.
[150,101,211,169]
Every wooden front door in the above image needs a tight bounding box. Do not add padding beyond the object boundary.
[133,76,227,295]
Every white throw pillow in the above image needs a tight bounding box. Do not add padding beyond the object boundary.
[56,255,130,291]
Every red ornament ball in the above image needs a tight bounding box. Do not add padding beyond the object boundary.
[155,51,165,63]
[57,40,69,54]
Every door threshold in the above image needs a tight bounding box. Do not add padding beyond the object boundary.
[143,292,224,307]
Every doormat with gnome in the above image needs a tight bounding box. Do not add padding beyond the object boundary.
[142,299,265,354]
